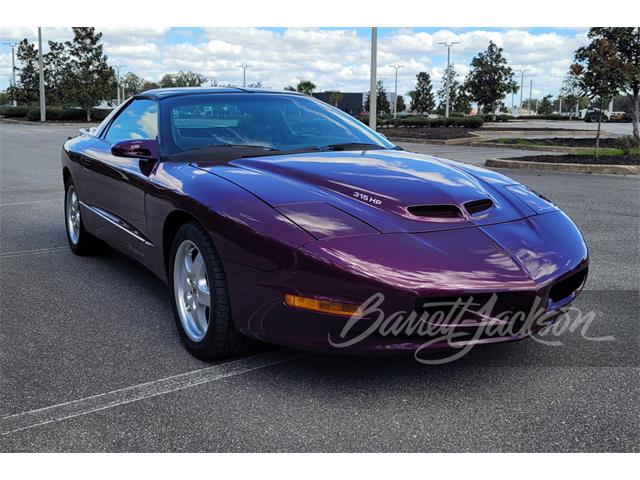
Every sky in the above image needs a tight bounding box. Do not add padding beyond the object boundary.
[0,27,589,103]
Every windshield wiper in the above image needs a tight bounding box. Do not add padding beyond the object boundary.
[318,142,388,151]
[185,144,279,152]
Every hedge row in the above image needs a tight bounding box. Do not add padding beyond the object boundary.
[516,114,570,121]
[374,115,484,129]
[0,106,30,117]
[1,105,113,122]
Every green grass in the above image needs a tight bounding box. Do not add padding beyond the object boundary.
[492,138,538,145]
[571,148,640,156]
[490,138,639,156]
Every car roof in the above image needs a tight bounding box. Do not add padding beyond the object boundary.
[138,87,305,100]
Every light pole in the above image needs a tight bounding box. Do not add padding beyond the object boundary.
[37,28,45,122]
[438,41,460,118]
[369,27,377,130]
[518,69,527,114]
[113,65,124,105]
[529,78,533,114]
[389,65,404,118]
[559,96,563,115]
[2,42,18,106]
[238,65,251,87]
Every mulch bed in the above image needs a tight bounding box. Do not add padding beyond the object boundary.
[382,127,474,140]
[493,137,623,148]
[505,155,639,165]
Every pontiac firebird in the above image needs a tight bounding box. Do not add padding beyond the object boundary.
[61,88,588,359]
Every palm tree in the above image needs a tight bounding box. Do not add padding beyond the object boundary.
[329,91,343,107]
[296,80,316,95]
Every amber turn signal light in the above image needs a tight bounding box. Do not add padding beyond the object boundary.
[284,294,362,317]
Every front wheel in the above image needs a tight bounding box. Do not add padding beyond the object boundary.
[169,222,251,359]
[64,178,99,255]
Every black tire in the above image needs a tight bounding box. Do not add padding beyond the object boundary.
[64,177,99,255]
[168,222,251,360]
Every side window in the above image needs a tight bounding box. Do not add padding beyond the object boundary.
[104,99,158,144]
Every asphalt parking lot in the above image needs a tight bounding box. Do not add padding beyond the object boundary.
[0,122,638,452]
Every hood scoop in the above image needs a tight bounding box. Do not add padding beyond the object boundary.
[464,198,494,215]
[407,204,463,220]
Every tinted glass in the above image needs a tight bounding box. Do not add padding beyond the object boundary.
[104,99,158,144]
[159,93,394,154]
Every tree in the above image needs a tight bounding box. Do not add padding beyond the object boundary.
[561,74,588,118]
[365,80,391,115]
[464,41,518,120]
[64,27,115,120]
[537,94,554,115]
[571,37,626,157]
[296,80,316,95]
[408,72,435,114]
[9,39,40,105]
[436,66,461,114]
[454,85,472,115]
[121,72,145,96]
[160,71,206,88]
[329,91,343,107]
[283,85,296,91]
[44,40,69,106]
[396,94,406,113]
[586,28,640,145]
[141,80,160,91]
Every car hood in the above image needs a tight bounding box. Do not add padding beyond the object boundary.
[194,149,541,234]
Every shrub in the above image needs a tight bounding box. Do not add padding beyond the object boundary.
[26,106,69,121]
[377,115,484,129]
[616,135,638,154]
[517,114,569,121]
[480,113,512,122]
[91,108,113,121]
[0,106,30,118]
[59,108,88,121]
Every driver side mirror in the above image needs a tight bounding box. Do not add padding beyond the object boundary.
[111,139,158,161]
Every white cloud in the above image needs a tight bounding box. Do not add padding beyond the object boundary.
[0,27,588,101]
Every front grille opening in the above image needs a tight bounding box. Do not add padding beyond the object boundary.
[549,268,588,303]
[465,198,494,215]
[407,204,462,219]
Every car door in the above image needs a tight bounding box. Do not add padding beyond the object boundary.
[79,98,159,261]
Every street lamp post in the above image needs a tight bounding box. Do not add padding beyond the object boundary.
[113,65,124,105]
[37,27,45,122]
[518,69,527,115]
[2,42,18,106]
[369,27,377,130]
[389,65,404,118]
[529,78,533,114]
[238,65,251,87]
[438,41,460,118]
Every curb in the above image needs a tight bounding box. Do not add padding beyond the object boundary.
[475,142,598,154]
[0,118,98,127]
[485,158,639,175]
[388,132,484,145]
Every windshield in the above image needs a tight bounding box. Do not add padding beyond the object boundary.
[159,93,395,154]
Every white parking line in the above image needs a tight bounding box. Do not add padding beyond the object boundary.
[0,246,69,258]
[0,199,60,207]
[0,349,309,436]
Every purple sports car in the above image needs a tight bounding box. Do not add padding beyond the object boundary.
[62,88,588,359]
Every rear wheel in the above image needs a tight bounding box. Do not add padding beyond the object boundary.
[169,222,250,359]
[64,178,98,255]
